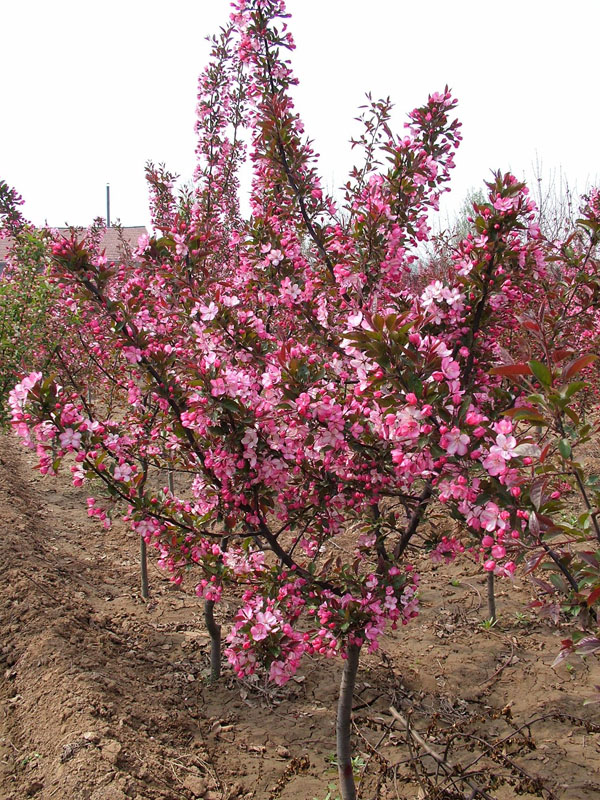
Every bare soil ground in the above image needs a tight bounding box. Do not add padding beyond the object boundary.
[1,431,600,800]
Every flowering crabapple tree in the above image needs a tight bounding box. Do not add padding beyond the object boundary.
[0,181,141,430]
[5,2,600,797]
[0,181,64,425]
[484,189,600,676]
[412,184,600,624]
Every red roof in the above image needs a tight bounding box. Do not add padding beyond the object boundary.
[0,226,148,267]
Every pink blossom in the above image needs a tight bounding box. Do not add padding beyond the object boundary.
[494,433,518,459]
[114,462,134,482]
[200,302,219,321]
[441,357,460,380]
[122,346,143,364]
[442,427,470,456]
[491,544,506,559]
[482,448,508,476]
[59,428,82,450]
[479,502,508,533]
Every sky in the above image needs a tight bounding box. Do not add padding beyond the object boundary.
[2,0,599,233]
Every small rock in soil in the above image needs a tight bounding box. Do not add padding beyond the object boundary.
[183,774,207,796]
[101,739,122,765]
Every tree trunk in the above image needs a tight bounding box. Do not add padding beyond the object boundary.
[140,536,149,599]
[336,640,361,800]
[204,599,221,681]
[487,571,496,623]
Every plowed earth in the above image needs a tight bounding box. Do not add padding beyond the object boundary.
[1,432,600,800]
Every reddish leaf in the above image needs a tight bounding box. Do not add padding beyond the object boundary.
[524,547,545,574]
[528,511,541,538]
[575,637,600,656]
[579,552,600,569]
[586,586,600,607]
[530,576,556,594]
[552,349,574,363]
[552,641,573,668]
[529,477,547,510]
[504,407,547,424]
[490,363,532,377]
[538,512,559,531]
[563,354,598,379]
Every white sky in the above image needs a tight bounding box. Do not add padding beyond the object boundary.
[2,0,599,232]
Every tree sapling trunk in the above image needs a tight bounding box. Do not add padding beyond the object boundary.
[140,536,149,599]
[138,460,149,599]
[487,571,496,623]
[336,640,362,800]
[204,598,221,681]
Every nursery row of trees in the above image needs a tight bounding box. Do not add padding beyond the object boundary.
[1,2,600,797]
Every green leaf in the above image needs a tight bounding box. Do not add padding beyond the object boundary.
[405,373,423,397]
[528,360,552,387]
[560,381,586,401]
[564,407,580,426]
[576,511,591,530]
[458,393,472,421]
[558,438,572,459]
[549,573,568,593]
[219,398,242,414]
